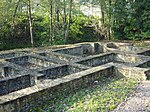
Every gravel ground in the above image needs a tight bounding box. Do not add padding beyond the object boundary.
[113,81,150,112]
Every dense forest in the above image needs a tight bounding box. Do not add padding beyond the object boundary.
[0,0,149,50]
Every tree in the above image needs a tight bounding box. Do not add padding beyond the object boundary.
[28,0,34,47]
[48,0,53,45]
[64,0,73,43]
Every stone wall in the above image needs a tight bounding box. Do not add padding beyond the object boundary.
[0,67,21,78]
[0,74,34,96]
[0,42,150,112]
[107,43,118,49]
[145,70,150,80]
[0,52,25,59]
[114,65,148,80]
[0,65,114,112]
[77,53,114,67]
[138,50,150,56]
[115,53,144,63]
[137,60,150,68]
[119,46,144,53]
[53,43,104,57]
[94,43,104,54]
[0,67,4,78]
[53,46,84,56]
[38,64,85,79]
[39,52,80,62]
[6,56,28,65]
[28,56,56,67]
[6,55,58,70]
[0,63,28,79]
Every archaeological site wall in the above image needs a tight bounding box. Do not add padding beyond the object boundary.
[0,42,150,112]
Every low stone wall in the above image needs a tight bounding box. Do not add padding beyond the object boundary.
[53,43,104,57]
[115,53,145,63]
[107,43,119,49]
[94,43,104,54]
[77,53,114,67]
[138,50,150,56]
[53,46,84,56]
[6,55,58,70]
[0,42,149,112]
[0,67,21,78]
[0,52,25,59]
[145,70,150,80]
[39,52,80,62]
[0,64,114,112]
[28,56,56,67]
[137,60,150,68]
[80,44,95,55]
[0,74,34,96]
[0,62,29,79]
[119,46,145,53]
[0,67,4,78]
[6,56,28,65]
[114,64,148,80]
[38,64,85,79]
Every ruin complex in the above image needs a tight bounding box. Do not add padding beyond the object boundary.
[0,42,150,112]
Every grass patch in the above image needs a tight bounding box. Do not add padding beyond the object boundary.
[134,41,150,48]
[30,76,138,112]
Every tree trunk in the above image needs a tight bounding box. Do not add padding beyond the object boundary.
[55,0,60,30]
[64,0,73,43]
[28,0,34,47]
[63,0,67,38]
[100,1,106,40]
[101,7,105,25]
[108,0,112,40]
[12,0,21,38]
[49,0,53,45]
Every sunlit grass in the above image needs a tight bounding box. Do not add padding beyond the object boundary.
[31,76,138,112]
[134,42,150,48]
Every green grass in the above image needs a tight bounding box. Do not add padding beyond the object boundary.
[31,76,138,112]
[134,42,150,48]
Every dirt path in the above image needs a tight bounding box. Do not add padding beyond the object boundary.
[113,81,150,112]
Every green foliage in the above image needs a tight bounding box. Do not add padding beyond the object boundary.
[113,0,150,40]
[0,0,149,51]
[33,15,49,46]
[0,16,31,50]
[68,15,98,43]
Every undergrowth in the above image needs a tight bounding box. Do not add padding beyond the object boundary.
[31,76,138,112]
